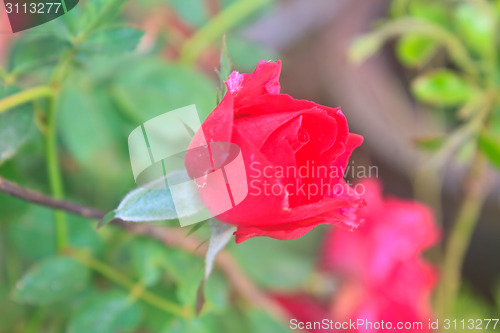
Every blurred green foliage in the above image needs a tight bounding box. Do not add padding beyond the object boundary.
[0,87,34,163]
[0,0,295,332]
[351,0,500,169]
[349,0,500,321]
[1,0,500,331]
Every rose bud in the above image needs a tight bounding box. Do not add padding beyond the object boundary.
[185,60,364,243]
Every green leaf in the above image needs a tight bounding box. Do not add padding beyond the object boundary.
[348,35,383,64]
[454,285,494,320]
[165,310,249,333]
[203,271,229,314]
[79,27,144,55]
[225,34,278,71]
[197,219,235,314]
[141,299,178,333]
[114,181,178,222]
[0,161,31,219]
[112,171,203,223]
[97,211,116,229]
[157,248,203,306]
[0,87,34,163]
[67,290,141,333]
[230,234,315,289]
[215,308,251,333]
[77,0,128,34]
[166,0,210,27]
[478,131,500,170]
[131,238,168,287]
[8,32,70,74]
[58,81,123,166]
[7,207,57,261]
[8,207,103,260]
[126,237,223,313]
[68,214,104,254]
[411,69,477,106]
[166,317,214,333]
[0,287,25,332]
[111,58,216,122]
[186,221,207,238]
[396,33,438,67]
[454,3,495,57]
[408,1,449,27]
[247,310,291,333]
[11,256,89,305]
[57,76,133,200]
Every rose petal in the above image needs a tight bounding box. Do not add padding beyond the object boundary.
[228,60,282,109]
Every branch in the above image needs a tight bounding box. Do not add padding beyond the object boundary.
[0,177,103,218]
[0,86,54,114]
[0,176,289,322]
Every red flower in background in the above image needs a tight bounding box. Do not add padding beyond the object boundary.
[274,293,331,333]
[274,180,440,332]
[0,10,13,66]
[186,60,364,243]
[322,179,440,332]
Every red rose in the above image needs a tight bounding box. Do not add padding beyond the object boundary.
[186,60,364,243]
[322,179,440,332]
